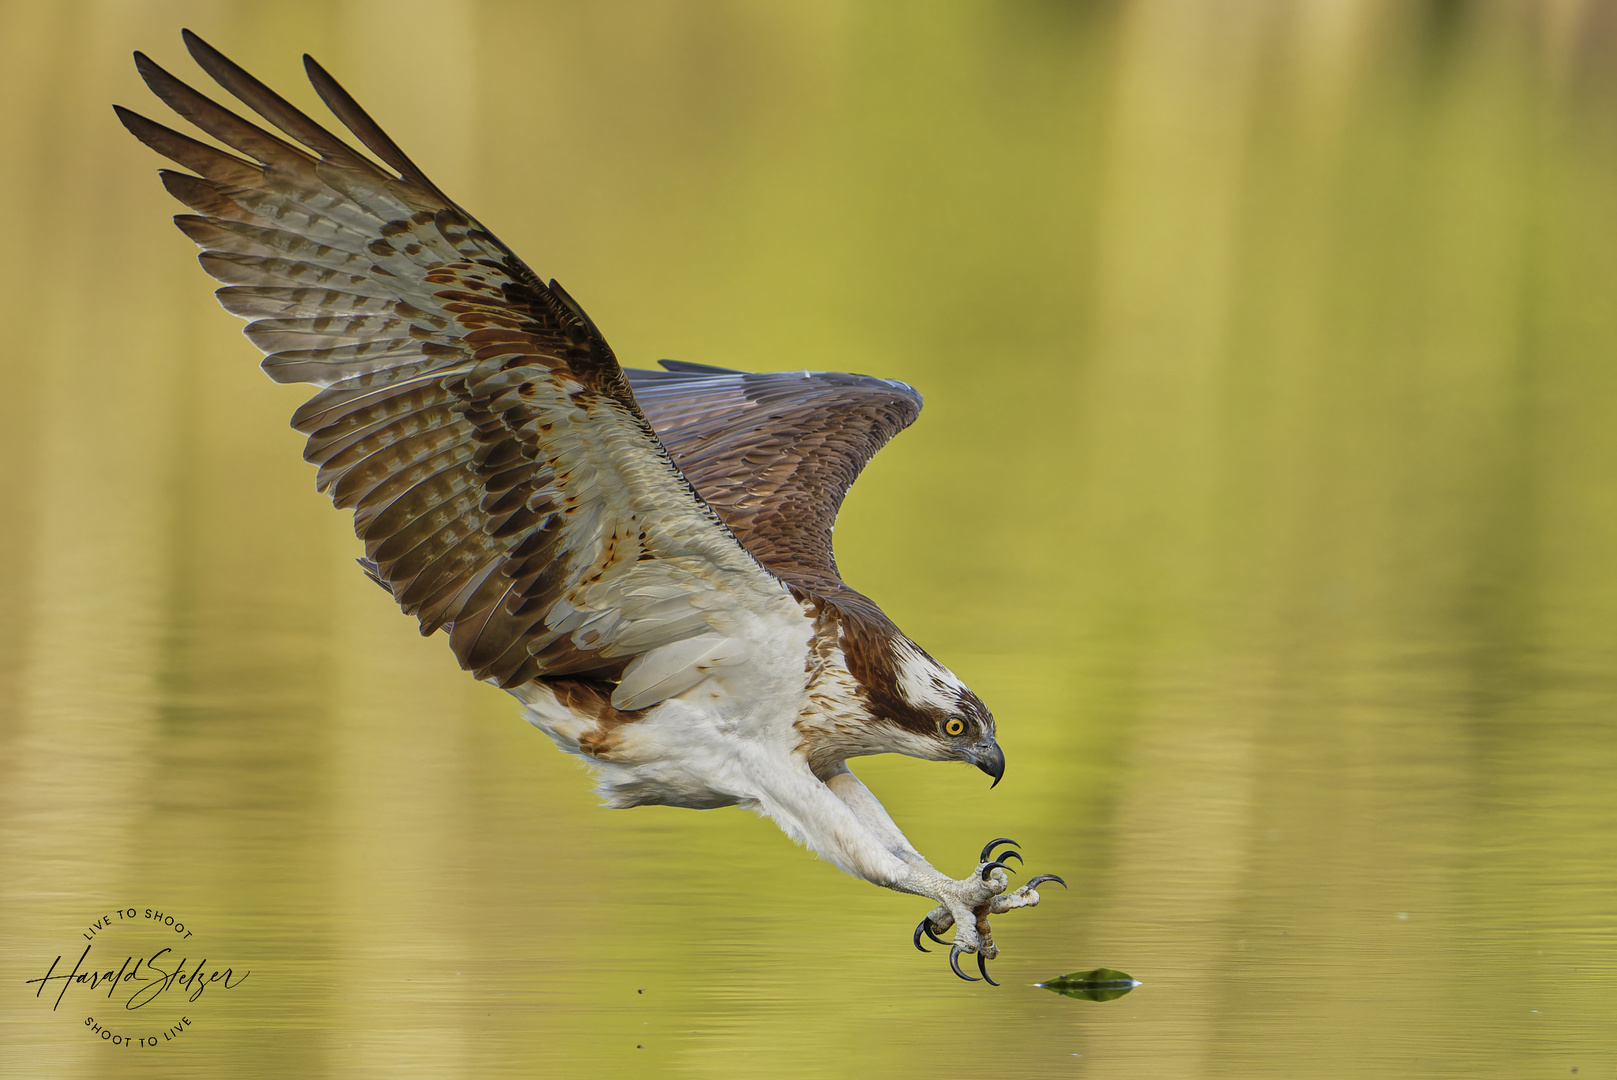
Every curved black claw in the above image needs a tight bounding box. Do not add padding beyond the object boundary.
[913,915,953,952]
[949,944,981,982]
[980,859,1019,882]
[979,837,1020,863]
[1026,873,1068,890]
[997,849,1024,865]
[977,951,1000,986]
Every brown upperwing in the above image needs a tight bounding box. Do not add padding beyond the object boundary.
[624,362,923,597]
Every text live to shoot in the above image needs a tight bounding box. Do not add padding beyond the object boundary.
[24,907,250,1048]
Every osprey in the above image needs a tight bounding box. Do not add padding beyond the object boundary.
[119,31,1063,984]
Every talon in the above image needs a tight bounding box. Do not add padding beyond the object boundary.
[1026,874,1067,890]
[979,859,1018,882]
[914,913,953,951]
[949,945,981,982]
[979,837,1020,863]
[977,952,999,986]
[998,849,1024,865]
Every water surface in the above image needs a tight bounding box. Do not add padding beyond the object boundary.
[3,2,1616,1077]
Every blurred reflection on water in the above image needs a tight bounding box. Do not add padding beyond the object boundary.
[3,2,1616,1077]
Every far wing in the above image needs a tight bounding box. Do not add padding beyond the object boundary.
[121,33,798,709]
[624,362,922,594]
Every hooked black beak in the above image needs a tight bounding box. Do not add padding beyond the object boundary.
[973,739,1005,788]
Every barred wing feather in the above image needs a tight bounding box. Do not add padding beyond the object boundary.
[121,31,797,708]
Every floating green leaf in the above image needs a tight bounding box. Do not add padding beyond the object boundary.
[1037,968,1140,1002]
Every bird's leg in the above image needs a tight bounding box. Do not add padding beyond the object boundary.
[909,851,1068,980]
[918,868,1066,935]
[748,763,1061,982]
[821,767,1064,983]
[899,844,1014,956]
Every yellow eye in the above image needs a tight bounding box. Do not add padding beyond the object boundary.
[945,718,965,736]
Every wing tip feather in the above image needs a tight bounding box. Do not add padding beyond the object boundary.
[125,33,788,698]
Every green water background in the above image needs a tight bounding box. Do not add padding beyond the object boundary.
[2,2,1615,1076]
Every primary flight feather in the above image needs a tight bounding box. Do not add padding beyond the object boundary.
[120,29,1062,984]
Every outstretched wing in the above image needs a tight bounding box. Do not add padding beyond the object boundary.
[625,362,922,595]
[120,32,799,709]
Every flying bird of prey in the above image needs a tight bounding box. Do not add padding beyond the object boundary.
[119,31,1063,984]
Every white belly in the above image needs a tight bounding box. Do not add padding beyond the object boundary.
[506,599,817,809]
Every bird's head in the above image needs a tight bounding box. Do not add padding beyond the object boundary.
[887,638,1004,786]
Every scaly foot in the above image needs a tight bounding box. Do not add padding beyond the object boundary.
[911,838,1066,985]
